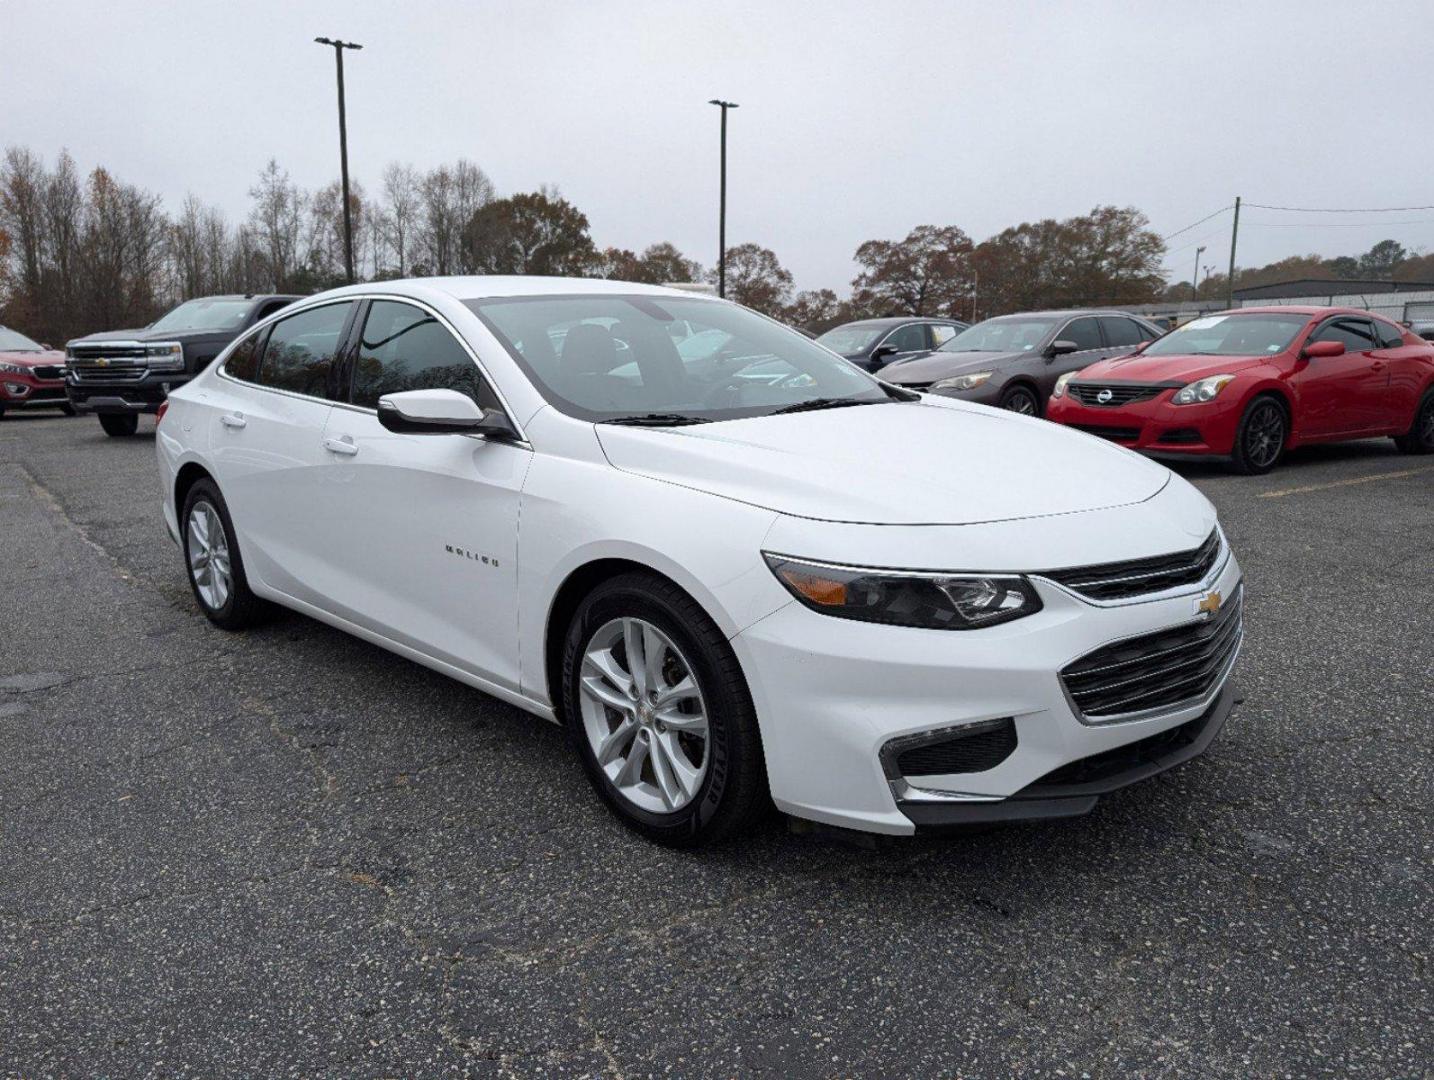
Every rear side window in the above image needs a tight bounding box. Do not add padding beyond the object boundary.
[256,302,353,397]
[351,300,498,410]
[1100,317,1144,347]
[1062,317,1103,350]
[930,323,961,346]
[1375,320,1406,348]
[884,323,926,352]
[224,331,263,382]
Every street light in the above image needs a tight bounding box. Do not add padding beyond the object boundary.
[1191,245,1206,299]
[708,99,739,298]
[315,36,363,285]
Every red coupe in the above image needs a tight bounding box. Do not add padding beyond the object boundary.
[0,325,71,419]
[1045,306,1434,473]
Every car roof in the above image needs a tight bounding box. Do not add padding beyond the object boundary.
[826,316,963,329]
[305,276,707,305]
[1213,305,1391,319]
[984,308,1151,319]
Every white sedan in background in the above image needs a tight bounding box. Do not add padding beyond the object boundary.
[155,277,1243,845]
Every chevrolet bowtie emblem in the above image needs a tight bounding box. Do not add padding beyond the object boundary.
[97,358,111,366]
[1196,590,1222,617]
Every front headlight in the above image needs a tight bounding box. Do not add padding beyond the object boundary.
[932,370,993,392]
[764,553,1043,630]
[1172,374,1236,405]
[144,342,185,371]
[1052,371,1077,398]
[0,361,28,375]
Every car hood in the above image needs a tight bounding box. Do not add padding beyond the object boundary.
[66,327,239,347]
[1075,352,1271,382]
[595,398,1170,525]
[0,348,65,367]
[882,350,1021,384]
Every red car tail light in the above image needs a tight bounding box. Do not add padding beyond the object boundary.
[155,401,169,425]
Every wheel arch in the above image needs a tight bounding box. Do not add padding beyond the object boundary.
[174,461,216,517]
[1238,381,1294,440]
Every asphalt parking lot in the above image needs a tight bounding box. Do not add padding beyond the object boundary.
[1,412,1430,1079]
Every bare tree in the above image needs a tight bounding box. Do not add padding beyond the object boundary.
[380,162,420,276]
[247,159,305,292]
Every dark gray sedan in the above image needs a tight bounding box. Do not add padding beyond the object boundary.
[880,309,1164,415]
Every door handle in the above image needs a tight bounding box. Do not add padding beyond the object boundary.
[220,413,246,429]
[323,436,359,457]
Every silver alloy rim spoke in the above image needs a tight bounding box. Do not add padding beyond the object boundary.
[578,617,710,814]
[187,503,231,610]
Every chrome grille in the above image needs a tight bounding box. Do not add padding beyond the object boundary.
[1061,586,1243,721]
[1068,383,1162,406]
[1043,529,1223,601]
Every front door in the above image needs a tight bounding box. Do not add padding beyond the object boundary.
[316,299,532,694]
[1297,316,1388,435]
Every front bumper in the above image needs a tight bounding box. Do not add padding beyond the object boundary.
[1,375,68,408]
[66,370,186,414]
[732,545,1243,836]
[1046,393,1242,455]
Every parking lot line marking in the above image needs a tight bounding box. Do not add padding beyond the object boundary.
[1257,465,1434,499]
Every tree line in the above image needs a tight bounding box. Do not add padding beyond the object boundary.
[4,144,1425,346]
[1163,238,1434,304]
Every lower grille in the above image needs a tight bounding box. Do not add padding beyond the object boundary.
[1067,383,1161,406]
[33,365,65,380]
[884,718,1017,779]
[1043,529,1223,601]
[1157,427,1201,445]
[1061,586,1242,720]
[1027,710,1211,789]
[1069,423,1141,442]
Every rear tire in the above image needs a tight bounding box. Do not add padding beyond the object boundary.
[999,384,1041,416]
[180,479,270,630]
[99,413,139,437]
[1392,389,1434,454]
[1229,396,1286,475]
[560,572,768,847]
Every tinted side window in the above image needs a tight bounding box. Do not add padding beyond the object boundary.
[1134,320,1161,342]
[1375,319,1406,348]
[256,302,352,397]
[224,330,263,382]
[1063,318,1103,350]
[930,323,961,347]
[1310,318,1378,352]
[256,298,295,321]
[886,324,926,352]
[352,300,498,410]
[1101,317,1144,347]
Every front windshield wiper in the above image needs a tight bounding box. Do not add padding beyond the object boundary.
[600,413,710,427]
[769,396,879,416]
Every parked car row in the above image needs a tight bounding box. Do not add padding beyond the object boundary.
[817,304,1434,473]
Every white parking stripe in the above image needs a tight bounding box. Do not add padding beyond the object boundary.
[1257,465,1434,499]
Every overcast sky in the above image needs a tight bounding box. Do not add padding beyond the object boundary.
[6,0,1434,294]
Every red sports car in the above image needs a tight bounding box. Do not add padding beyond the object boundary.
[0,325,71,419]
[1045,306,1434,473]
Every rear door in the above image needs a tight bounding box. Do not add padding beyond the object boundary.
[1298,316,1388,434]
[209,300,356,605]
[317,299,532,693]
[1371,317,1425,431]
[1097,316,1148,359]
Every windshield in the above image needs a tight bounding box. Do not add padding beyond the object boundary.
[1142,313,1309,357]
[815,325,885,355]
[149,298,256,333]
[0,327,44,352]
[466,295,892,422]
[939,317,1059,353]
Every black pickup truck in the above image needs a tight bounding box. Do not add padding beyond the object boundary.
[65,293,301,436]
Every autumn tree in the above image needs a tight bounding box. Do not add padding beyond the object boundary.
[598,241,702,284]
[851,225,974,317]
[783,288,844,332]
[462,189,597,276]
[708,243,792,315]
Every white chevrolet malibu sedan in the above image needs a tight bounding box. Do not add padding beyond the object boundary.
[154,277,1243,845]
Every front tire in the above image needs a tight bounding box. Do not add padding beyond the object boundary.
[99,413,139,437]
[1393,389,1434,454]
[1229,396,1286,475]
[181,479,269,630]
[560,572,768,847]
[999,384,1041,416]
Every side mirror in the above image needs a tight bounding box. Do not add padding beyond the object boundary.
[41,343,53,351]
[871,343,899,361]
[1045,339,1079,359]
[376,389,517,438]
[1302,340,1345,360]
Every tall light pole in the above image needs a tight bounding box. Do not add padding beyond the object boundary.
[1191,245,1206,299]
[315,36,363,285]
[708,99,739,298]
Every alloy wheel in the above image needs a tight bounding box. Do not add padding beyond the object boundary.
[578,617,709,814]
[1245,402,1284,469]
[1004,389,1038,415]
[1420,397,1434,447]
[186,501,232,610]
